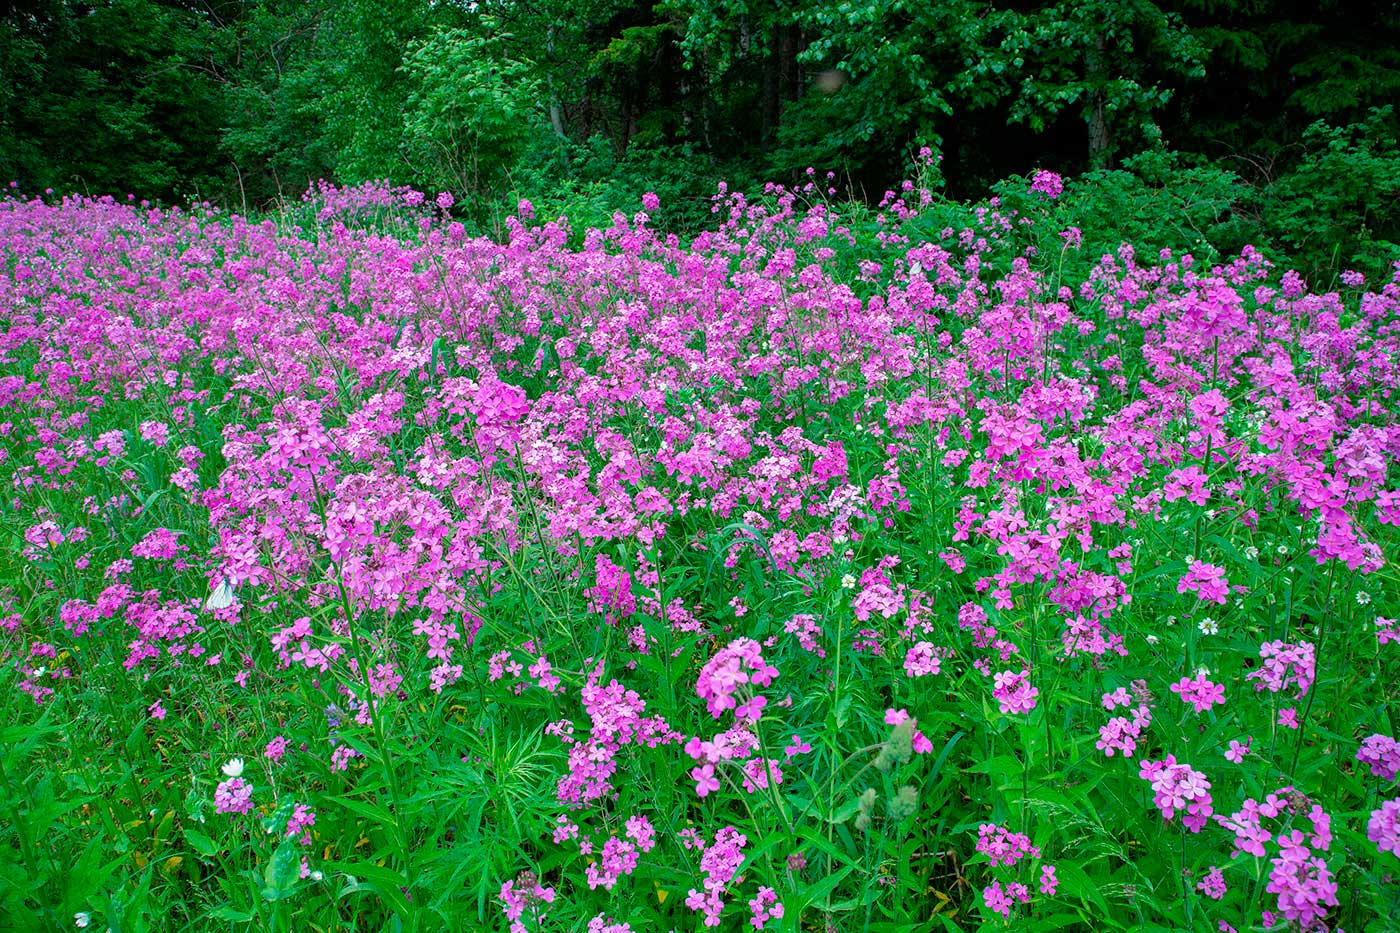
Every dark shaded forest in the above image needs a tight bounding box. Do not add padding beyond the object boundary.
[4,0,1400,273]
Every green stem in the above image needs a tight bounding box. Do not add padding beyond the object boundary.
[310,474,416,928]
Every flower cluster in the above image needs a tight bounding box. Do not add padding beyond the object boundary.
[1140,755,1214,831]
[499,873,556,933]
[213,777,253,815]
[1170,672,1227,713]
[695,638,778,720]
[683,827,749,927]
[1368,800,1400,857]
[975,823,1055,920]
[1246,640,1316,697]
[4,164,1400,933]
[1356,733,1400,782]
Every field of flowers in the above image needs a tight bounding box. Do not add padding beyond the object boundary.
[1,166,1398,933]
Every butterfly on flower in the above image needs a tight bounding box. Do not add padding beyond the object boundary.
[204,578,238,612]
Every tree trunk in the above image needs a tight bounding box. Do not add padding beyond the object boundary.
[778,24,797,105]
[1086,34,1110,168]
[761,30,780,149]
[547,25,566,139]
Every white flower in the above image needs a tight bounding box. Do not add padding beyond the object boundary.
[221,758,244,778]
[74,913,90,929]
[839,573,856,590]
[1356,591,1371,606]
[310,870,324,882]
[1198,618,1219,636]
[1145,634,1159,645]
[1195,666,1211,679]
[1243,546,1260,560]
[1277,544,1290,556]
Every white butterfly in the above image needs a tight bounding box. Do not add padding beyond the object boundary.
[204,579,238,612]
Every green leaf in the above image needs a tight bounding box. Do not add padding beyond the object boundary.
[184,827,218,858]
[327,859,412,916]
[261,838,301,901]
[963,753,1022,780]
[1055,859,1112,914]
[207,906,253,922]
[326,790,394,823]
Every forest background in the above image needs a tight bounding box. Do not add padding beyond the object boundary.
[3,0,1400,280]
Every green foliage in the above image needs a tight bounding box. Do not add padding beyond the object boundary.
[401,28,540,200]
[3,0,1400,292]
[510,134,755,236]
[1254,108,1400,282]
[1017,151,1248,269]
[0,0,227,199]
[313,0,433,185]
[217,0,336,201]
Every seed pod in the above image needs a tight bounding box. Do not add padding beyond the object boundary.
[887,719,915,765]
[855,787,878,832]
[876,718,915,772]
[887,784,920,821]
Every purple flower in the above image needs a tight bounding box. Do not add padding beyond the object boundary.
[1177,560,1230,604]
[1170,673,1226,713]
[213,777,253,815]
[1368,800,1400,857]
[1357,734,1400,781]
[1030,170,1063,199]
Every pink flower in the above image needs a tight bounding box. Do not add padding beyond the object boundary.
[903,641,942,677]
[1247,641,1316,697]
[783,735,811,757]
[1139,755,1213,832]
[684,827,747,926]
[139,420,170,447]
[690,763,720,798]
[1178,560,1230,604]
[1196,866,1227,900]
[696,638,778,719]
[1030,170,1063,199]
[1224,738,1251,763]
[330,745,360,771]
[747,886,783,929]
[983,880,1013,918]
[1357,734,1400,781]
[1170,674,1226,713]
[976,823,1040,867]
[1368,800,1400,856]
[1265,830,1338,928]
[213,777,253,815]
[992,669,1039,714]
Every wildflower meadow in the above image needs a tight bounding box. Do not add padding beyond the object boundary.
[1,164,1398,933]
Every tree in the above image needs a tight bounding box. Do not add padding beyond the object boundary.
[400,27,540,198]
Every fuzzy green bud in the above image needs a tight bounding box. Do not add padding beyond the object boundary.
[855,787,878,832]
[875,718,915,772]
[887,784,919,821]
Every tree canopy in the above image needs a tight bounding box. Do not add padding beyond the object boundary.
[3,0,1398,223]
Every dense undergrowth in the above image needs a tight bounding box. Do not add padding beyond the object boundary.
[0,162,1398,932]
